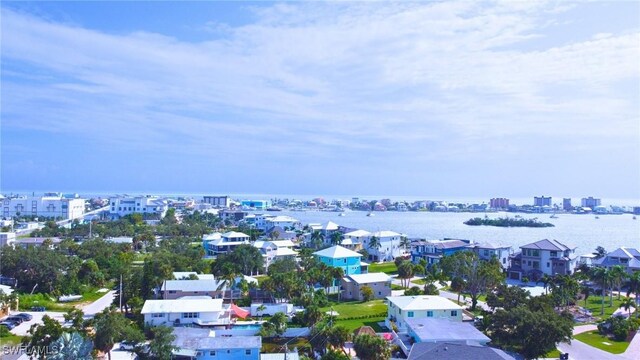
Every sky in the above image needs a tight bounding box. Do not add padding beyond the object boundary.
[1,1,639,200]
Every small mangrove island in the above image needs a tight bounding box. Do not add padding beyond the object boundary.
[464,217,555,227]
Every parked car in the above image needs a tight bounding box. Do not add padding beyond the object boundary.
[3,316,24,325]
[15,313,33,321]
[0,321,16,330]
[119,341,138,351]
[31,306,46,312]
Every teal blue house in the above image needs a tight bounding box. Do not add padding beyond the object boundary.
[313,245,368,275]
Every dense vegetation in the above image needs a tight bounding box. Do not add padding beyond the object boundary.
[464,217,554,227]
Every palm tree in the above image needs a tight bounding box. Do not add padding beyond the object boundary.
[399,236,411,253]
[368,236,381,261]
[330,232,343,246]
[257,304,267,320]
[581,285,591,307]
[590,267,609,315]
[539,274,551,295]
[311,230,324,249]
[621,297,635,318]
[627,271,640,318]
[609,265,627,301]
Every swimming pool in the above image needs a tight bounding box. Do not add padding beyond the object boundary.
[232,323,262,329]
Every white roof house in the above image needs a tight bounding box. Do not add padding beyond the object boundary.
[313,245,362,259]
[345,273,392,284]
[372,230,402,238]
[142,298,224,314]
[172,272,215,280]
[344,230,372,238]
[387,295,463,311]
[322,221,340,231]
[161,279,224,293]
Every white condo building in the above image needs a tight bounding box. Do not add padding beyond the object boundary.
[1,193,85,220]
[109,196,169,219]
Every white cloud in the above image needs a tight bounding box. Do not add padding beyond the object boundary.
[1,1,638,164]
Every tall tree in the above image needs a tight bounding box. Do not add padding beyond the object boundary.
[311,231,325,249]
[330,232,344,246]
[26,315,64,359]
[590,267,609,315]
[48,332,93,360]
[609,265,627,301]
[368,236,381,260]
[353,334,390,360]
[627,271,640,318]
[146,326,177,360]
[93,309,144,360]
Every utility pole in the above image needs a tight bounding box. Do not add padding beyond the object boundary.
[119,274,123,310]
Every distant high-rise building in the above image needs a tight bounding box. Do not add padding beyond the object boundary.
[533,196,552,207]
[203,196,230,208]
[563,198,572,211]
[581,197,601,208]
[490,198,509,209]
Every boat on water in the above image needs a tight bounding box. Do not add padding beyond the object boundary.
[595,216,600,219]
[266,207,282,211]
[366,212,375,217]
[550,214,558,219]
[339,213,346,217]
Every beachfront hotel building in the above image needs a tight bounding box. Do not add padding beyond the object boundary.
[533,196,552,207]
[109,196,168,219]
[489,198,509,209]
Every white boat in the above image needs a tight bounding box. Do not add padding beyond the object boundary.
[550,214,558,219]
[339,213,346,217]
[58,295,82,302]
[366,212,375,217]
[595,216,600,219]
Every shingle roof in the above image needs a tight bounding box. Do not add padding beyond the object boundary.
[408,342,515,360]
[386,296,462,311]
[313,245,362,259]
[520,239,574,251]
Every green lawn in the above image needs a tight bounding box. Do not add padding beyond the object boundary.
[262,337,311,353]
[255,275,270,287]
[335,317,387,332]
[574,330,630,354]
[0,334,23,347]
[18,286,111,311]
[391,284,404,291]
[368,262,398,275]
[412,278,427,285]
[583,296,627,320]
[543,348,561,358]
[320,299,387,318]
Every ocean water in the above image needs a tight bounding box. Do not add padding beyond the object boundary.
[276,210,640,256]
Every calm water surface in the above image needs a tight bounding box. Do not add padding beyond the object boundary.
[277,210,639,255]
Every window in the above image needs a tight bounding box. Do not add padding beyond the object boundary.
[408,311,414,318]
[550,251,557,257]
[227,350,231,354]
[152,313,164,318]
[547,262,550,268]
[196,351,202,356]
[245,349,252,355]
[343,259,347,264]
[533,250,539,257]
[427,311,433,317]
[378,291,381,295]
[209,351,216,356]
[182,312,199,318]
[451,310,458,317]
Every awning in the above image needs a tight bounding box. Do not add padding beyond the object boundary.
[230,303,250,319]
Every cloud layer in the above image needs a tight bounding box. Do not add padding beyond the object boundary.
[1,2,639,197]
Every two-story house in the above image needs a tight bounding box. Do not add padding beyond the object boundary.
[313,245,368,275]
[172,327,261,360]
[141,297,231,327]
[341,272,392,301]
[342,229,371,251]
[366,231,407,262]
[411,239,471,266]
[471,242,512,269]
[592,247,640,274]
[202,231,250,257]
[386,295,463,332]
[508,239,577,281]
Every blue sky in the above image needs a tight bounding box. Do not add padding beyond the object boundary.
[1,1,639,199]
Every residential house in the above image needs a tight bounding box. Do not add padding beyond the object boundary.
[471,242,512,269]
[260,353,300,360]
[367,230,407,262]
[405,318,490,344]
[160,279,227,300]
[14,237,62,249]
[141,297,230,327]
[342,229,371,251]
[171,327,261,360]
[341,273,392,301]
[264,216,301,231]
[253,240,298,269]
[218,210,246,225]
[407,342,515,360]
[173,272,215,280]
[385,295,462,333]
[314,245,368,276]
[592,247,640,274]
[386,296,463,332]
[508,239,577,281]
[411,239,471,266]
[202,231,250,257]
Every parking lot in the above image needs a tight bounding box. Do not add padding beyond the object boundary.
[2,311,66,336]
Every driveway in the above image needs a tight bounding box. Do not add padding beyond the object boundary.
[82,290,116,316]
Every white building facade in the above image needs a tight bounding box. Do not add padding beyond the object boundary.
[109,196,169,219]
[2,193,85,220]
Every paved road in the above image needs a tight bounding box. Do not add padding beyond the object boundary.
[82,290,116,316]
[557,325,640,360]
[8,311,66,336]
